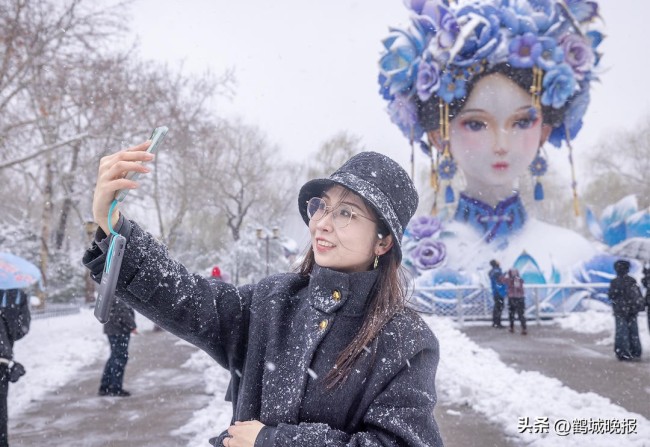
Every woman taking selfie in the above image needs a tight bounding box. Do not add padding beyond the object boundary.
[83,149,443,446]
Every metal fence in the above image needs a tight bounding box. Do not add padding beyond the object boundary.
[28,282,619,323]
[408,282,613,324]
[30,301,83,320]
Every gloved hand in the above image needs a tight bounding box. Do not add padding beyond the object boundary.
[8,361,25,383]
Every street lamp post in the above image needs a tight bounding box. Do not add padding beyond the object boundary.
[256,227,280,276]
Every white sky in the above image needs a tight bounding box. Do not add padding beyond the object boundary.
[12,308,650,446]
[125,0,650,185]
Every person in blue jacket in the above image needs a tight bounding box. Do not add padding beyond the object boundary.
[83,145,443,447]
[488,260,507,328]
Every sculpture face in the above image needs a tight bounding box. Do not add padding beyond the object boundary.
[448,73,547,203]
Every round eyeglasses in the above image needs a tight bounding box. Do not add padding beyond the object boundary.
[306,197,376,228]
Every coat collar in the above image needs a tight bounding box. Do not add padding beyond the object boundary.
[454,192,527,242]
[307,265,379,316]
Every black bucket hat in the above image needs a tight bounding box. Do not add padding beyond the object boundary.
[298,151,418,260]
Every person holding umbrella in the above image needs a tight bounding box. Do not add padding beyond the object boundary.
[0,289,30,447]
[0,252,39,447]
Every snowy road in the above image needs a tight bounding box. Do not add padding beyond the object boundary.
[9,308,650,446]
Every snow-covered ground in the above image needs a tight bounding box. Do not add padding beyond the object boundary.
[11,307,650,446]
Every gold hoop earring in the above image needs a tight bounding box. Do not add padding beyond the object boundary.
[373,255,379,269]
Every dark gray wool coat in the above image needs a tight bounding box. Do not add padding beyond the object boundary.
[83,217,443,447]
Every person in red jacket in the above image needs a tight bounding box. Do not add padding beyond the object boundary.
[502,269,527,335]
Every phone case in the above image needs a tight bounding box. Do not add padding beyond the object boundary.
[94,235,127,324]
[115,126,168,202]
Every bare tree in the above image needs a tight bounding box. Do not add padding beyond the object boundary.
[582,116,650,213]
[194,119,294,242]
[305,130,365,180]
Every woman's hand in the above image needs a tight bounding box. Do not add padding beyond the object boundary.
[223,420,265,447]
[92,141,154,234]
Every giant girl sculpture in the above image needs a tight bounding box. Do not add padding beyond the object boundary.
[378,0,610,312]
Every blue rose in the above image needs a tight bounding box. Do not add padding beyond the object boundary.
[379,28,425,96]
[406,215,443,239]
[453,4,501,67]
[416,59,441,101]
[541,63,576,109]
[559,34,594,81]
[500,0,556,35]
[411,239,446,270]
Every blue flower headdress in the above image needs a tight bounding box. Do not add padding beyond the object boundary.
[378,0,604,212]
[379,0,603,146]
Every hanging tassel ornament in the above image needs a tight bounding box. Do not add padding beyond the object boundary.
[529,149,548,201]
[530,67,543,113]
[409,126,415,180]
[564,124,581,217]
[437,99,456,204]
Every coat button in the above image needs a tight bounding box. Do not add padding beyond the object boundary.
[318,319,329,330]
[332,290,341,301]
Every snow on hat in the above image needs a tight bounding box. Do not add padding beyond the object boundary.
[298,151,418,261]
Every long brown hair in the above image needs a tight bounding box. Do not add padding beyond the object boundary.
[297,228,409,388]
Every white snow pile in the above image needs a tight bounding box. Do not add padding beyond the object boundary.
[424,314,650,446]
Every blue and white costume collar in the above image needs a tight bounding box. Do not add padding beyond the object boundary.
[454,193,527,243]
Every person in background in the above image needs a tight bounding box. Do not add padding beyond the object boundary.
[502,269,527,335]
[83,148,443,446]
[0,289,30,447]
[608,260,642,361]
[642,265,650,332]
[488,260,506,328]
[211,266,223,281]
[98,298,136,397]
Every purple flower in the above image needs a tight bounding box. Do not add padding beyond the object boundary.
[541,63,576,109]
[403,0,429,15]
[411,239,446,270]
[415,60,441,101]
[508,33,542,68]
[387,93,424,141]
[432,5,459,51]
[559,34,594,81]
[407,215,442,239]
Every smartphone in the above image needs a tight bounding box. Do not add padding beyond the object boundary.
[94,234,127,324]
[115,126,169,202]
